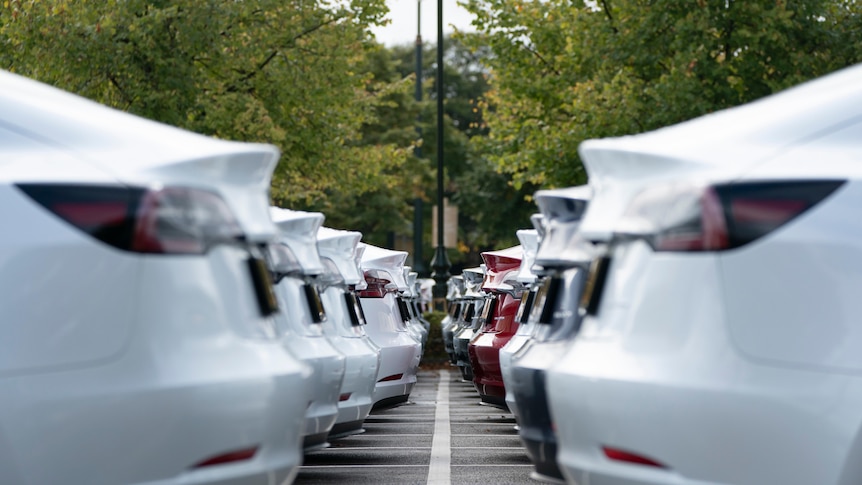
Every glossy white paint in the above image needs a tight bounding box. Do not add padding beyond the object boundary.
[319,286,380,432]
[360,243,410,291]
[547,64,862,485]
[1,71,310,484]
[1,70,279,241]
[317,227,364,286]
[576,63,862,241]
[358,244,422,405]
[270,208,326,275]
[402,268,429,348]
[270,211,346,445]
[316,228,380,434]
[360,295,421,404]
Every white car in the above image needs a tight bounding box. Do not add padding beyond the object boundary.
[269,208,346,451]
[316,226,381,438]
[547,64,862,485]
[410,273,432,336]
[0,69,310,484]
[400,267,429,350]
[358,244,422,408]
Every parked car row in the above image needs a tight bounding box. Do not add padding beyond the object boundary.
[0,70,432,484]
[444,64,862,485]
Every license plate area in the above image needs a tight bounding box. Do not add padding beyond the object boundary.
[345,292,366,326]
[247,256,279,317]
[580,256,611,316]
[303,284,326,323]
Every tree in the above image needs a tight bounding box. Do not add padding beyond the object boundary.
[385,35,538,268]
[462,0,862,189]
[0,0,408,205]
[309,44,432,247]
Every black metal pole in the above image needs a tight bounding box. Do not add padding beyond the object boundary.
[412,0,427,275]
[430,0,451,305]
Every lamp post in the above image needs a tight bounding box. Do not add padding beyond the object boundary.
[412,0,427,275]
[429,0,451,305]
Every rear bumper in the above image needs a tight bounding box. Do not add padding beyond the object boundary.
[282,338,345,439]
[0,340,310,485]
[372,343,419,406]
[469,331,515,401]
[326,336,378,427]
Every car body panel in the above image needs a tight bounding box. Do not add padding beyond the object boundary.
[270,210,346,448]
[1,70,280,242]
[576,64,862,242]
[548,64,862,485]
[469,246,523,406]
[358,244,421,407]
[316,228,380,436]
[0,70,310,484]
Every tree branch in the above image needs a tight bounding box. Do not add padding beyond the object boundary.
[235,14,345,86]
[107,73,133,109]
[600,0,618,33]
[521,43,561,76]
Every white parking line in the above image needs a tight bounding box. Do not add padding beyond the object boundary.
[426,370,451,485]
[300,465,428,469]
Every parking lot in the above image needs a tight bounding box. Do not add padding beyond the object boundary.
[297,368,533,485]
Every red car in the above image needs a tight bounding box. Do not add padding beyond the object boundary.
[468,245,525,408]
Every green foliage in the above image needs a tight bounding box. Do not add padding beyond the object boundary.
[387,35,539,265]
[0,0,407,205]
[462,0,862,189]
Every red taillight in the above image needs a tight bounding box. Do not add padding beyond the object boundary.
[339,393,352,402]
[619,180,844,252]
[378,373,403,382]
[602,446,666,469]
[18,184,142,250]
[653,186,728,251]
[132,187,242,254]
[358,271,395,298]
[52,201,129,227]
[18,184,243,254]
[192,446,258,469]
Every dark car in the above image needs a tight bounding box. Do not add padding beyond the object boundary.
[507,185,593,482]
[453,267,488,381]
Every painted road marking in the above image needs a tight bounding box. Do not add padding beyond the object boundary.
[426,370,451,485]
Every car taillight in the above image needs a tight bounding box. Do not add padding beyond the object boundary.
[18,183,243,254]
[602,446,667,469]
[617,180,845,251]
[268,243,302,280]
[132,186,243,254]
[191,446,258,469]
[358,270,397,298]
[18,184,144,250]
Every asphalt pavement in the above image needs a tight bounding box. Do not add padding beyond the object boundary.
[296,368,534,484]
